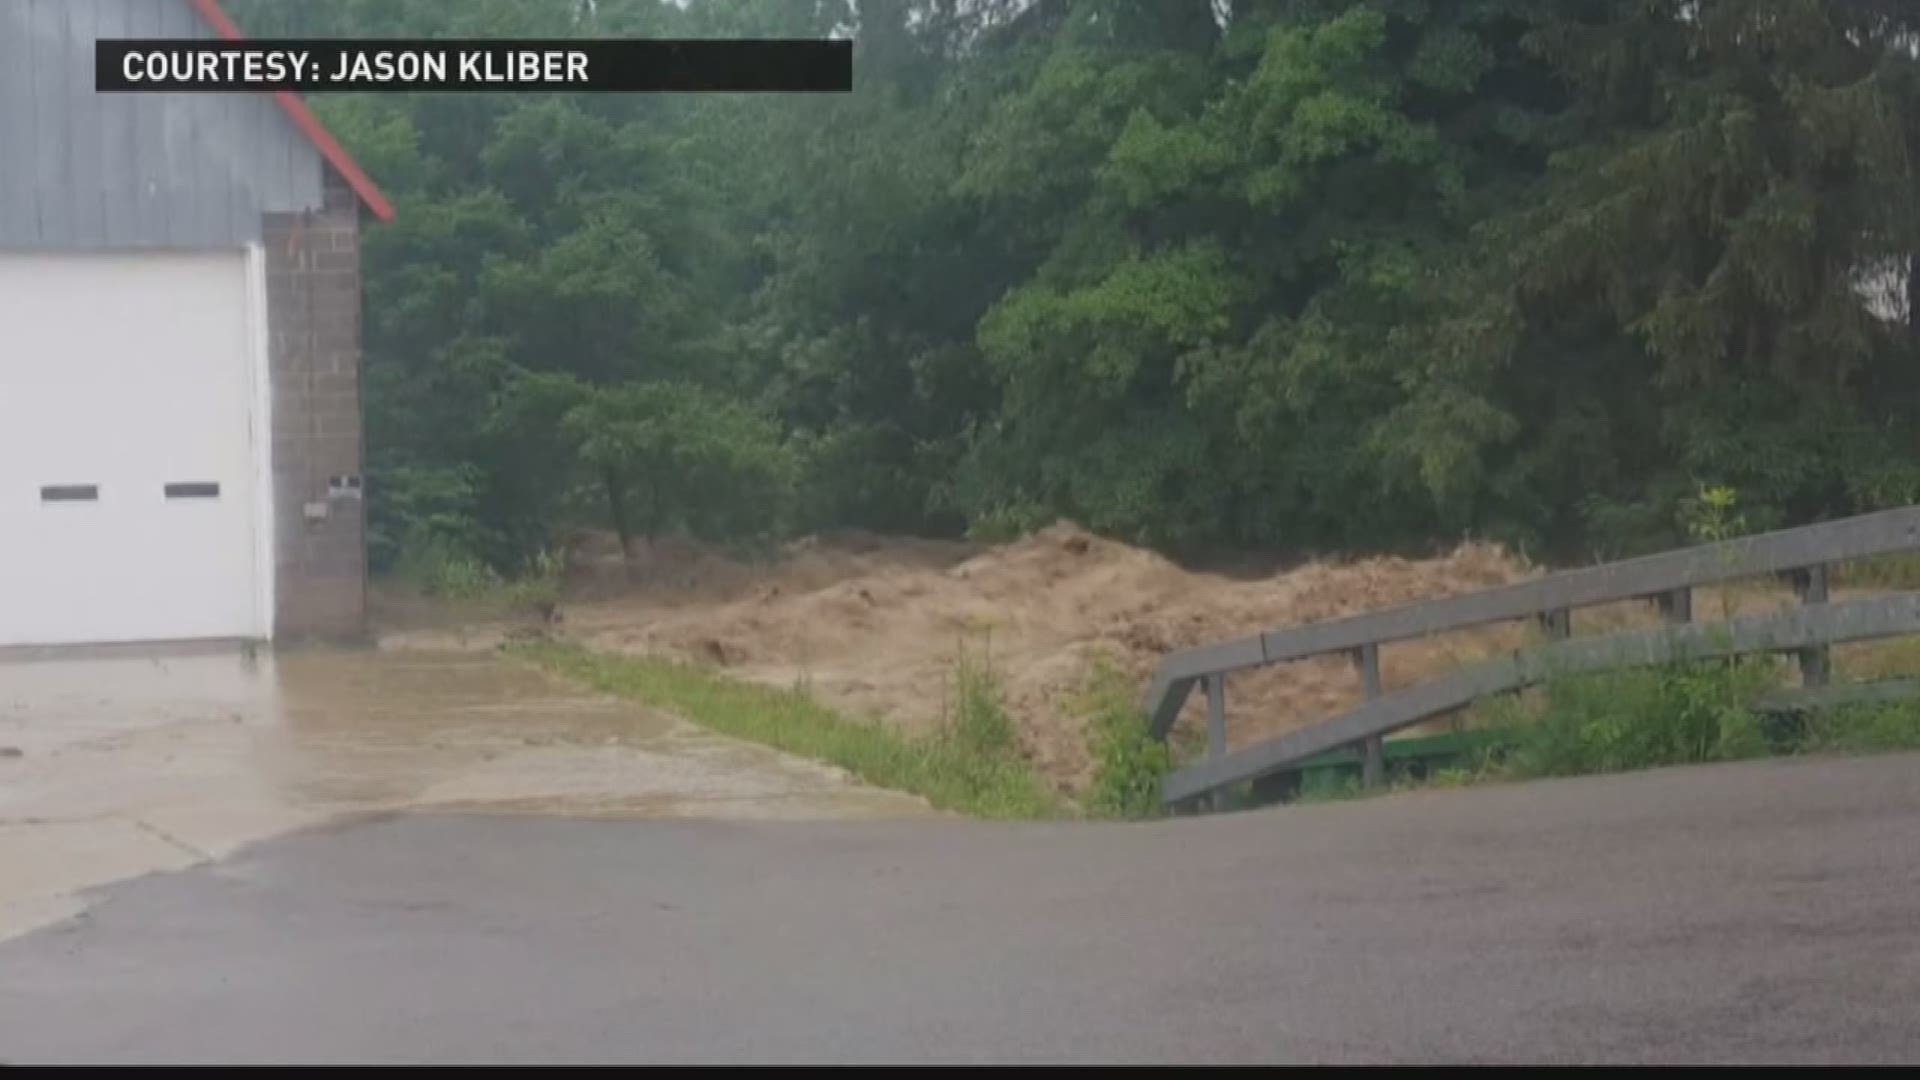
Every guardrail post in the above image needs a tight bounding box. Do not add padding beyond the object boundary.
[1202,673,1228,812]
[1204,673,1226,760]
[1537,607,1571,641]
[1793,565,1831,688]
[1656,588,1692,623]
[1354,642,1385,788]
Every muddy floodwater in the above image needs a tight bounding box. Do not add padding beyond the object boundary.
[0,645,928,939]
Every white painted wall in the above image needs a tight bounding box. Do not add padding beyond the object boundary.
[0,251,268,646]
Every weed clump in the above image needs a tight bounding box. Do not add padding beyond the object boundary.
[1485,658,1779,779]
[396,534,564,614]
[945,635,1018,760]
[1075,653,1171,820]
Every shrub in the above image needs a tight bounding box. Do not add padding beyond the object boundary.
[367,463,494,576]
[393,530,503,601]
[393,531,565,615]
[1075,653,1171,820]
[561,379,798,552]
[499,547,566,612]
[1800,700,1920,754]
[1497,658,1780,779]
[945,634,1018,759]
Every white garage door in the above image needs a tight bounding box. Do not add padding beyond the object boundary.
[0,251,268,647]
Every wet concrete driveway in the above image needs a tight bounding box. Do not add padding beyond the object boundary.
[0,644,927,939]
[4,752,1920,1062]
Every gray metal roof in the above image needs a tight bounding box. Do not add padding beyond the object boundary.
[0,0,330,250]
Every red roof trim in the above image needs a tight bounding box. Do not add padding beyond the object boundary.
[189,0,396,223]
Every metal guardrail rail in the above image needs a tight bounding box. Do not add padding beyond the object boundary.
[1145,505,1920,809]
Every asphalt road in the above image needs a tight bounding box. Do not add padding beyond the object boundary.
[4,751,1919,1064]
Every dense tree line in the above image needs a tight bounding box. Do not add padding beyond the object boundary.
[228,0,1920,569]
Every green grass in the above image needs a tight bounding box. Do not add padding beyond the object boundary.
[948,636,1019,760]
[1486,657,1920,774]
[393,537,564,615]
[1799,699,1920,754]
[1250,655,1920,809]
[1294,770,1367,804]
[1486,658,1780,779]
[1074,653,1172,820]
[1289,657,1920,806]
[513,640,1064,820]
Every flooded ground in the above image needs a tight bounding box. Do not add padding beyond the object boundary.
[0,645,928,940]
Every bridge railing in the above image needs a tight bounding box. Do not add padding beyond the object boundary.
[1144,506,1920,809]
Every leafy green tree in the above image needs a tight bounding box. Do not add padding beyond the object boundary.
[560,382,797,556]
[227,0,1920,570]
[1484,0,1920,546]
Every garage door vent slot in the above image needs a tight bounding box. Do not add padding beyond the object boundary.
[40,484,98,502]
[164,482,221,499]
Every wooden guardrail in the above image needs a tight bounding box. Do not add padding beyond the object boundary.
[1145,506,1920,809]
